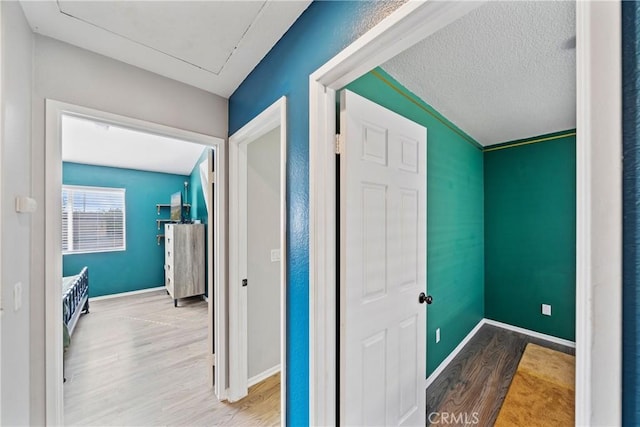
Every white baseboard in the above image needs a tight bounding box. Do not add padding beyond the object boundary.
[425,318,576,389]
[483,318,576,348]
[248,364,281,387]
[425,319,484,388]
[89,286,165,302]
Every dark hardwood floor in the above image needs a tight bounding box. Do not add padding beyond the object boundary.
[426,324,574,426]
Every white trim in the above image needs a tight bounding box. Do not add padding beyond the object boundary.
[45,100,225,425]
[228,97,287,424]
[248,364,281,388]
[483,319,576,349]
[576,2,622,425]
[309,2,485,425]
[0,3,4,422]
[88,286,165,302]
[425,320,484,389]
[309,0,622,425]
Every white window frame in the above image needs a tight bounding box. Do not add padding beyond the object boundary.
[62,184,127,255]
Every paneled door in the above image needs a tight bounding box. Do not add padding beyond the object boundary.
[340,89,427,426]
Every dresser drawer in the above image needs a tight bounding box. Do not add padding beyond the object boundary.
[165,270,175,296]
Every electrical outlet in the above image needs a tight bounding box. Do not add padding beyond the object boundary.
[436,328,441,343]
[13,282,22,311]
[542,304,552,316]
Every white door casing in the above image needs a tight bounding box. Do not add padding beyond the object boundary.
[340,90,427,426]
[228,97,287,422]
[44,100,226,424]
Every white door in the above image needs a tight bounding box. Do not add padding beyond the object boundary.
[340,90,427,426]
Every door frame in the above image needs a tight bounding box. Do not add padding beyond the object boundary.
[308,1,621,425]
[44,100,226,425]
[227,97,287,421]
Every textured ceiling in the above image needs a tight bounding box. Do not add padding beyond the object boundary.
[20,1,311,97]
[381,1,576,146]
[62,115,206,176]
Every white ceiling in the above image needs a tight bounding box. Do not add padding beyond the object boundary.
[381,1,576,146]
[62,115,206,176]
[20,0,311,97]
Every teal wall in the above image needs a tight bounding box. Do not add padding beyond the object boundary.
[188,148,209,224]
[62,162,189,297]
[346,68,486,376]
[188,148,209,296]
[484,132,576,340]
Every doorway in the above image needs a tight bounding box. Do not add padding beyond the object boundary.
[44,100,225,424]
[227,97,287,423]
[309,1,621,425]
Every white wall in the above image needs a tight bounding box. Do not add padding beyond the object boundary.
[29,35,228,424]
[247,127,281,380]
[1,2,33,425]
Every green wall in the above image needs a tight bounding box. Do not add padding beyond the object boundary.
[63,162,189,297]
[484,132,576,340]
[346,68,486,376]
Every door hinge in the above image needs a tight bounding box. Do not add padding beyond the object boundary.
[211,171,216,183]
[242,278,248,287]
[335,134,342,155]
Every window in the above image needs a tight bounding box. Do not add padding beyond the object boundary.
[62,185,126,254]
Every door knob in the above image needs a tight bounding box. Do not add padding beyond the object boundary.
[419,292,433,305]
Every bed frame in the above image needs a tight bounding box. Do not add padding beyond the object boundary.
[63,266,89,336]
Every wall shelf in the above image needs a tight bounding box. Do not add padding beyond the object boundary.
[156,203,191,215]
[156,219,173,230]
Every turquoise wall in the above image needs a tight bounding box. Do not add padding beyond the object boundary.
[188,148,209,296]
[189,148,209,224]
[346,69,486,376]
[229,2,403,423]
[484,132,576,341]
[62,162,189,297]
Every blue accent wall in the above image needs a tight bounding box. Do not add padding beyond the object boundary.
[229,2,403,424]
[188,148,210,296]
[623,2,640,425]
[189,148,209,224]
[63,162,189,297]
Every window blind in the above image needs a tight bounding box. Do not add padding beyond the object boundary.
[62,185,126,254]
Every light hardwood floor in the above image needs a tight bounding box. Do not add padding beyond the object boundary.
[64,290,280,426]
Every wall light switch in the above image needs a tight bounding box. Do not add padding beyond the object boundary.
[436,328,441,343]
[542,304,552,316]
[270,249,281,263]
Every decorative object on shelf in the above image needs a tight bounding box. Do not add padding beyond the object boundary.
[156,203,191,215]
[155,202,191,245]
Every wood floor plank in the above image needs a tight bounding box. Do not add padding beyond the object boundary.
[64,290,281,426]
[426,324,574,426]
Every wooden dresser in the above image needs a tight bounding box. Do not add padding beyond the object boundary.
[164,223,205,307]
